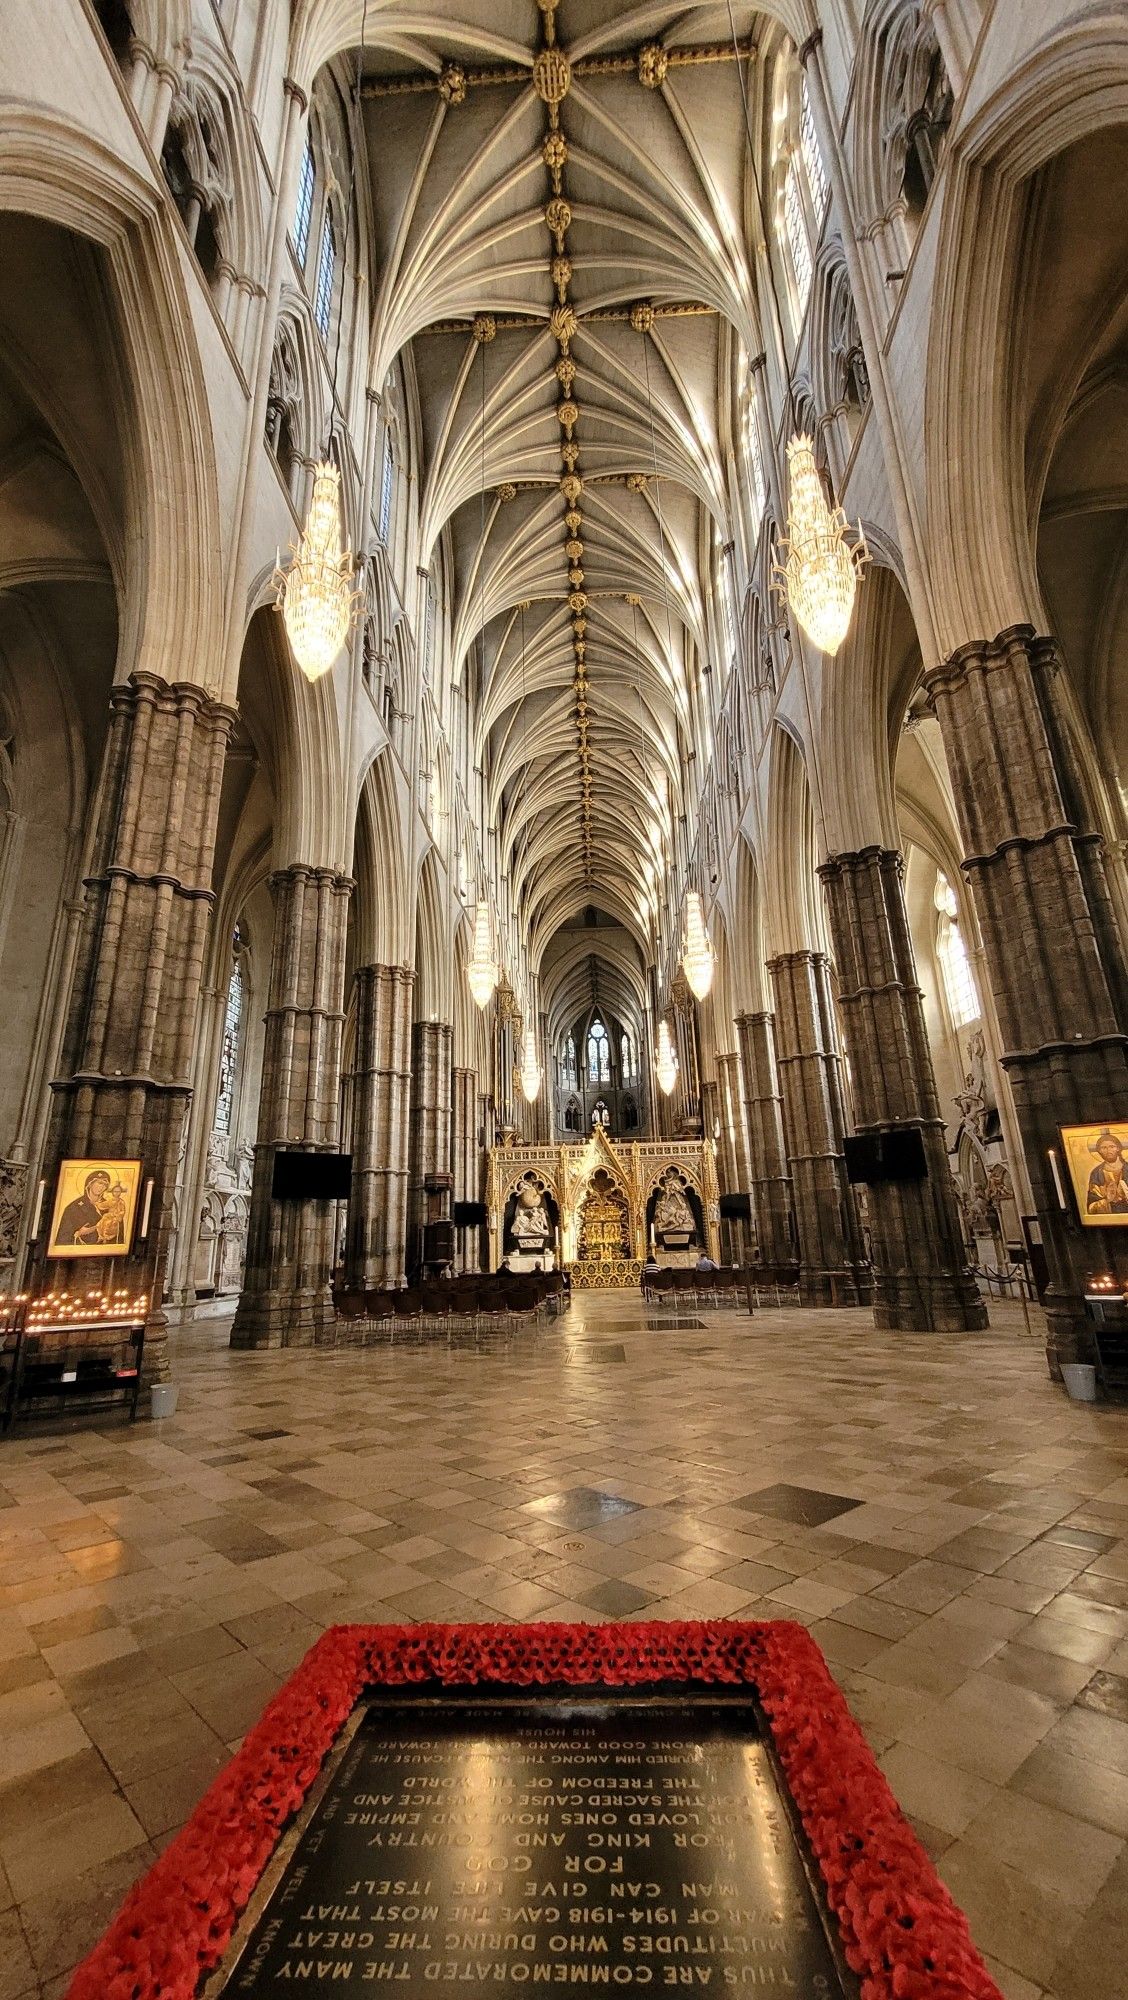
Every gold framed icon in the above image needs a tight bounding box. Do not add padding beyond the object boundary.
[46,1159,143,1258]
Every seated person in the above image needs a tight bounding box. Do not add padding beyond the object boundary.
[695,1251,718,1273]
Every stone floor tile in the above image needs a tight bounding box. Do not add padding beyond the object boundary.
[0,1292,1124,2000]
[0,1909,37,2000]
[1045,1847,1128,2000]
[0,1792,147,1904]
[937,1843,1084,1989]
[959,1787,1122,1906]
[878,1741,997,1836]
[981,1642,1099,1704]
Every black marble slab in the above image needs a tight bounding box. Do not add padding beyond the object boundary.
[219,1695,852,1998]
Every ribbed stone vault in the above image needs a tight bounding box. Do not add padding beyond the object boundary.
[354,0,767,1015]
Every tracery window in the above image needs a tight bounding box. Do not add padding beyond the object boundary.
[783,159,813,310]
[314,208,336,336]
[378,430,395,545]
[743,388,768,536]
[214,929,244,1136]
[587,1018,611,1086]
[620,1032,635,1081]
[293,135,315,267]
[935,873,978,1028]
[799,77,829,216]
[563,1034,577,1083]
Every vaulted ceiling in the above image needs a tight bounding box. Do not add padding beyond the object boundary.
[357,0,768,1015]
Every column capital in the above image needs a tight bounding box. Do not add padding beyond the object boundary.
[817,844,904,884]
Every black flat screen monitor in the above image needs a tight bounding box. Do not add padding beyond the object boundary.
[271,1150,352,1201]
[844,1127,927,1185]
[719,1192,753,1219]
[453,1200,488,1228]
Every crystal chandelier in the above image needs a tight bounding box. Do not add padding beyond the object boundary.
[775,434,868,657]
[681,891,716,1001]
[655,1018,678,1096]
[519,1034,542,1103]
[466,900,498,1009]
[277,460,359,682]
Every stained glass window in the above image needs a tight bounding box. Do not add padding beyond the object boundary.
[935,873,978,1028]
[214,937,244,1135]
[744,388,767,535]
[783,157,812,309]
[800,78,829,215]
[378,430,395,544]
[314,209,336,336]
[587,1018,610,1085]
[293,135,315,267]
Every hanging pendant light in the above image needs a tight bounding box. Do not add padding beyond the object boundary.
[681,890,716,1001]
[775,434,868,657]
[655,1018,678,1096]
[466,900,498,1009]
[277,460,359,682]
[520,1033,542,1103]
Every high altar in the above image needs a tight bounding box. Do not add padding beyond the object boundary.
[487,1127,720,1287]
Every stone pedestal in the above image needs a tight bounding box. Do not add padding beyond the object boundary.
[408,1021,453,1276]
[820,846,987,1331]
[926,625,1128,1369]
[344,964,414,1289]
[736,1010,795,1270]
[768,954,871,1304]
[230,866,351,1349]
[451,1065,481,1273]
[30,673,234,1384]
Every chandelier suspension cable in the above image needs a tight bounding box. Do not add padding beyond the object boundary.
[631,592,676,1102]
[466,334,500,1010]
[276,3,369,681]
[639,324,716,1005]
[516,600,542,1101]
[724,0,867,674]
[638,330,694,969]
[329,0,370,457]
[723,0,837,838]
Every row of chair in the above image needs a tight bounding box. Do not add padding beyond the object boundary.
[641,1265,803,1310]
[333,1270,567,1338]
[642,1266,748,1310]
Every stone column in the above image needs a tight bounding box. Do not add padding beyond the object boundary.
[736,1010,795,1268]
[452,1065,482,1273]
[820,846,987,1331]
[28,675,234,1379]
[926,625,1128,1368]
[344,964,414,1289]
[231,866,351,1348]
[717,1053,751,1193]
[408,1020,453,1274]
[769,951,871,1304]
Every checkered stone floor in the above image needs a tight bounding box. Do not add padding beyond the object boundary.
[2,1291,1128,2000]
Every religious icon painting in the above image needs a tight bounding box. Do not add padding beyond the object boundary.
[1059,1123,1128,1226]
[46,1158,143,1258]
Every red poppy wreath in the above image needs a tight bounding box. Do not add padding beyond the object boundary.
[65,1620,1003,2000]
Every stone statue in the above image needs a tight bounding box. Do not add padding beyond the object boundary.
[952,1071,988,1144]
[653,1169,695,1246]
[511,1182,551,1249]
